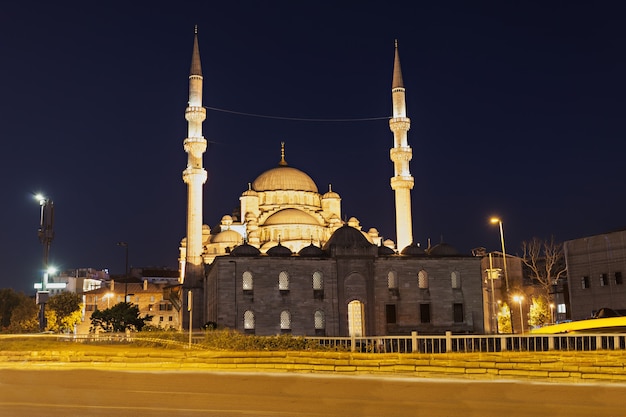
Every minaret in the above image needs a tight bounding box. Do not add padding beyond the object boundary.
[182,26,207,285]
[389,40,414,252]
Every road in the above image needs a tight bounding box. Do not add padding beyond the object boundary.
[1,369,625,416]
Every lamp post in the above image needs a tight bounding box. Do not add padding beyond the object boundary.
[35,194,54,331]
[117,242,129,302]
[489,217,509,292]
[513,295,524,334]
[549,302,555,324]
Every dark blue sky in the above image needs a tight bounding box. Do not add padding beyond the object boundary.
[1,2,625,293]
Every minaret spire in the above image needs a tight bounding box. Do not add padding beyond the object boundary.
[389,40,414,251]
[279,141,288,166]
[182,26,208,287]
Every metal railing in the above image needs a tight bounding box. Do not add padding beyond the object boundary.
[307,332,626,354]
[3,331,626,354]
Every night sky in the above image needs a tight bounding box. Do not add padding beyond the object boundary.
[2,2,625,293]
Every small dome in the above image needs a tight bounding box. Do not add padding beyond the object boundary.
[401,242,426,256]
[211,229,243,244]
[298,243,325,257]
[230,242,261,257]
[252,165,318,193]
[266,243,293,257]
[378,245,396,256]
[323,225,373,250]
[264,208,319,226]
[220,215,233,226]
[428,242,460,256]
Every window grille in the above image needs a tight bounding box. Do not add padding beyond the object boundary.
[451,271,461,289]
[242,271,253,290]
[244,310,255,329]
[387,271,398,289]
[418,270,429,289]
[279,271,289,290]
[280,310,291,329]
[312,271,323,290]
[314,310,325,329]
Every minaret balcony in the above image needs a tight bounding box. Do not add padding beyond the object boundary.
[390,147,413,162]
[390,176,414,190]
[185,106,207,122]
[389,117,410,132]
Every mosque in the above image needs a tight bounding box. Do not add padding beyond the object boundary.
[179,29,484,336]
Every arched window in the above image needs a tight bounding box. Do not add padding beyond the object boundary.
[243,310,255,329]
[418,269,429,289]
[387,271,398,289]
[312,271,323,290]
[242,271,253,290]
[314,310,325,329]
[279,271,289,290]
[280,310,291,329]
[451,271,461,289]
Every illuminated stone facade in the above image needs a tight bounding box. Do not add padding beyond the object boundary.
[179,34,485,335]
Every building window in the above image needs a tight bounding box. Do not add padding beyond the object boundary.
[242,271,253,291]
[582,276,590,289]
[314,310,325,329]
[387,271,398,289]
[600,273,609,287]
[312,271,323,290]
[168,316,173,321]
[280,310,291,330]
[150,296,155,302]
[159,316,164,322]
[385,304,397,324]
[616,272,623,285]
[244,310,255,330]
[420,303,431,323]
[279,271,289,291]
[451,271,461,289]
[418,270,428,289]
[148,304,153,311]
[453,303,464,323]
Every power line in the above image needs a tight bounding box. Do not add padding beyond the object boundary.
[204,105,390,122]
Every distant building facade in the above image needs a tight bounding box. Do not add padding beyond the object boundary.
[564,229,626,320]
[79,280,180,333]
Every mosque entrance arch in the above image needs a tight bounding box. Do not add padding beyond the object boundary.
[347,300,365,337]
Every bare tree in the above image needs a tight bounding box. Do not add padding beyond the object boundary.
[521,236,567,302]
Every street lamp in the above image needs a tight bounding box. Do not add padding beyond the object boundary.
[35,193,55,331]
[549,302,555,324]
[513,295,525,334]
[489,217,509,292]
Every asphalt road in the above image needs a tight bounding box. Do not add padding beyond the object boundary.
[1,369,625,417]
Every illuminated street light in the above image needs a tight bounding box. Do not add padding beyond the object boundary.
[489,217,509,292]
[513,295,525,334]
[35,193,55,331]
[549,302,555,324]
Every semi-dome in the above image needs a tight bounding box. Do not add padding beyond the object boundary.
[252,165,318,193]
[378,245,396,256]
[298,243,325,257]
[401,242,426,256]
[211,229,243,244]
[428,242,460,256]
[266,243,293,257]
[230,242,261,257]
[264,208,319,226]
[323,225,373,250]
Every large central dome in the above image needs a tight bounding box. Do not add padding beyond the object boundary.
[252,165,318,192]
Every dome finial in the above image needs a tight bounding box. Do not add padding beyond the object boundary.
[279,141,288,166]
[194,24,198,34]
[328,184,332,192]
